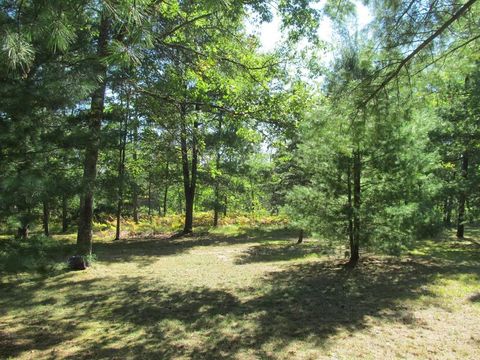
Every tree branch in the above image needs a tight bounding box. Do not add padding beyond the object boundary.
[362,0,478,108]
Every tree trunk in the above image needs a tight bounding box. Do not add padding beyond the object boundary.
[443,196,452,227]
[17,223,29,239]
[213,155,220,227]
[132,121,139,224]
[347,158,354,255]
[213,115,222,227]
[115,92,129,241]
[213,195,219,227]
[42,200,50,237]
[160,161,169,216]
[184,191,194,233]
[180,104,192,233]
[190,121,198,227]
[148,178,152,218]
[177,190,183,214]
[132,185,139,223]
[456,153,468,238]
[249,178,255,214]
[297,229,304,244]
[77,13,109,257]
[180,104,198,234]
[223,195,227,216]
[347,151,361,267]
[62,195,68,233]
[162,185,168,216]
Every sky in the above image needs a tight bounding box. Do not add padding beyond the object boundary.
[248,1,373,53]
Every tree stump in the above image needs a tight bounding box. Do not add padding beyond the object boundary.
[68,255,89,270]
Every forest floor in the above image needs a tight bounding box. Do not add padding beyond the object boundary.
[1,225,480,359]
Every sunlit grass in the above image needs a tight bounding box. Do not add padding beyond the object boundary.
[1,225,479,359]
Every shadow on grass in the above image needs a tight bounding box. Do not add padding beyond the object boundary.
[235,241,331,264]
[2,254,479,359]
[2,227,479,358]
[411,233,480,267]
[92,227,298,266]
[0,227,296,274]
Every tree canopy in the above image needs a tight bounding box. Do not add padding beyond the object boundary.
[0,0,479,266]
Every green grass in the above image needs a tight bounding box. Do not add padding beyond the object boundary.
[1,226,479,359]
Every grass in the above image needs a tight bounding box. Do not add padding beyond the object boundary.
[1,225,479,359]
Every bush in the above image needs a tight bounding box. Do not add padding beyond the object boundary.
[0,235,69,274]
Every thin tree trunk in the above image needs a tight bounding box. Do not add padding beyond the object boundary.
[213,115,222,227]
[162,185,168,216]
[190,120,198,227]
[456,152,469,238]
[444,196,452,227]
[180,104,198,234]
[115,92,129,240]
[213,191,219,227]
[62,195,68,233]
[180,104,192,233]
[42,200,49,237]
[250,178,255,213]
[213,152,220,227]
[162,187,168,216]
[184,192,194,233]
[148,178,152,218]
[177,190,183,214]
[348,150,361,267]
[17,223,29,239]
[223,195,227,216]
[77,13,109,257]
[132,120,139,224]
[347,158,354,255]
[163,161,169,216]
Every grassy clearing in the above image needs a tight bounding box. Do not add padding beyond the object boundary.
[1,226,479,359]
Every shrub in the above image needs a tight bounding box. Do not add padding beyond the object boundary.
[0,235,69,274]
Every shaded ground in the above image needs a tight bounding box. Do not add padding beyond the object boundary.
[1,227,479,359]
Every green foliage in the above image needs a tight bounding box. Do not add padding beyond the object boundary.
[1,31,35,72]
[0,235,69,274]
[0,0,479,262]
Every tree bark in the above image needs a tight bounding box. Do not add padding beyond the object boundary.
[347,158,354,255]
[213,192,219,226]
[180,103,198,234]
[249,178,255,214]
[213,152,220,227]
[443,196,452,227]
[213,115,222,227]
[162,162,169,217]
[17,223,29,239]
[77,13,109,256]
[147,178,152,218]
[456,152,468,238]
[297,229,304,244]
[42,200,49,237]
[347,150,361,267]
[132,119,139,224]
[115,92,129,241]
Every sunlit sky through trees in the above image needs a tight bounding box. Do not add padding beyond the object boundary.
[247,0,373,54]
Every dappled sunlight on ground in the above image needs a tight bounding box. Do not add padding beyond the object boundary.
[1,227,479,359]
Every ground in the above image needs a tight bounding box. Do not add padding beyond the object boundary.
[1,226,479,359]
